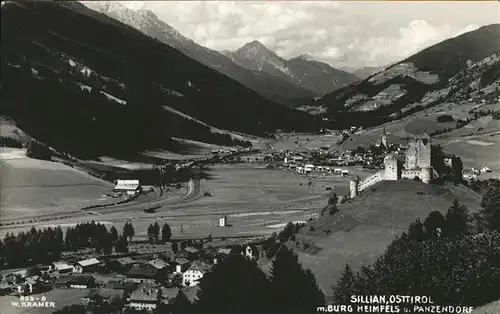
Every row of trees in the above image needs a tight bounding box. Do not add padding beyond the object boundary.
[146,222,172,243]
[333,181,500,310]
[1,227,64,268]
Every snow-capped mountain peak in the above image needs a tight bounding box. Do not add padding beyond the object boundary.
[80,1,192,45]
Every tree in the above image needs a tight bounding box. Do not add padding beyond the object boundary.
[424,211,446,238]
[444,199,470,237]
[270,246,325,313]
[152,222,160,242]
[147,224,155,243]
[161,223,172,242]
[278,222,295,243]
[195,254,273,314]
[480,183,500,232]
[123,223,135,243]
[328,193,338,206]
[173,289,194,314]
[408,219,425,241]
[333,264,356,304]
[115,236,128,253]
[109,226,119,243]
[172,241,179,254]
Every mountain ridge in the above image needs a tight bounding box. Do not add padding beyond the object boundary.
[80,1,317,106]
[225,40,360,95]
[1,0,321,158]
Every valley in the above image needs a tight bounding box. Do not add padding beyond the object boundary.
[0,1,499,313]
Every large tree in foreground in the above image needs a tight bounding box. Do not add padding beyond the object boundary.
[270,246,325,314]
[333,264,357,304]
[195,254,274,314]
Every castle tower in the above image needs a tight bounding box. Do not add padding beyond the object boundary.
[350,180,359,198]
[384,154,399,180]
[381,127,387,148]
[416,134,431,168]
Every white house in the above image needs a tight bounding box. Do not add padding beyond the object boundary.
[481,166,492,173]
[219,216,227,227]
[113,180,142,196]
[182,262,211,287]
[293,156,304,163]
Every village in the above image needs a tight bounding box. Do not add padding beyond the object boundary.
[0,231,266,312]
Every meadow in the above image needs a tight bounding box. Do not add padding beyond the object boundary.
[263,180,483,298]
[0,148,113,221]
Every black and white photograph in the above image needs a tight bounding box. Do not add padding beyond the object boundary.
[0,0,499,313]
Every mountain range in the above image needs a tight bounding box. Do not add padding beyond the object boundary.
[316,23,500,128]
[222,41,359,95]
[0,1,321,158]
[81,1,358,104]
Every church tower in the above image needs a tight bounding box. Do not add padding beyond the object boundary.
[381,127,387,148]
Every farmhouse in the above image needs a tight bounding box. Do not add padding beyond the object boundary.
[182,261,212,287]
[148,259,168,270]
[73,258,101,274]
[128,286,159,311]
[17,276,42,295]
[110,257,136,273]
[173,258,191,273]
[183,247,200,260]
[52,261,74,274]
[55,275,96,289]
[113,179,142,196]
[82,288,125,306]
[125,265,158,284]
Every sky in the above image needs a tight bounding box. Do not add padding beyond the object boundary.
[116,1,499,69]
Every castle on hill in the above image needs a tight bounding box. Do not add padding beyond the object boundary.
[350,132,433,198]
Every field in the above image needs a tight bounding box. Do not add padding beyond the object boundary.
[272,133,343,151]
[0,163,352,239]
[435,116,500,177]
[264,180,483,298]
[0,148,113,221]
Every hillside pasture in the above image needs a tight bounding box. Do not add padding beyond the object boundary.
[0,148,113,220]
[272,133,342,151]
[280,180,482,297]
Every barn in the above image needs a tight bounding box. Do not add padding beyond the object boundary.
[113,180,142,196]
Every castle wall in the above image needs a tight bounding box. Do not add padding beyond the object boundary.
[401,167,432,183]
[358,171,384,191]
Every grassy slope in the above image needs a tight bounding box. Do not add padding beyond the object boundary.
[275,180,482,298]
[0,148,113,220]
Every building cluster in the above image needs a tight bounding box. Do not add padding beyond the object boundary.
[1,242,262,311]
[350,134,434,198]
